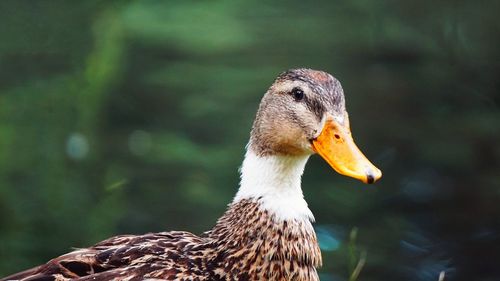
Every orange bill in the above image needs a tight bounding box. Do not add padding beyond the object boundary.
[311,117,382,184]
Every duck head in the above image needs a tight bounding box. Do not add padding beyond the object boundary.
[249,68,382,184]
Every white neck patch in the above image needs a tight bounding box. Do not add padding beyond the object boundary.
[233,150,314,222]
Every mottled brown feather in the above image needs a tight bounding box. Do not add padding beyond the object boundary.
[2,199,320,281]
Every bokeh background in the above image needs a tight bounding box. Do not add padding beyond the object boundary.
[1,1,499,280]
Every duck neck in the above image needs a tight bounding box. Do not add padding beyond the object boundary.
[205,150,321,279]
[233,149,314,222]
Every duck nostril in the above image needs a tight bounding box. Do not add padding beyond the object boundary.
[334,134,340,139]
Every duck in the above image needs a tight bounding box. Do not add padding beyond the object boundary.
[1,68,382,281]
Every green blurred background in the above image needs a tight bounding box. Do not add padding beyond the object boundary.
[0,1,499,280]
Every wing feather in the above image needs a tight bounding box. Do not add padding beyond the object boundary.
[1,231,207,281]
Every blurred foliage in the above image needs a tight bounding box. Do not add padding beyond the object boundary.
[0,1,499,280]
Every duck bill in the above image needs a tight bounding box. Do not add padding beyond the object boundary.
[311,118,382,184]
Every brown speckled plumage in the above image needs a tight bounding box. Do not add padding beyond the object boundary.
[2,199,320,281]
[2,69,352,281]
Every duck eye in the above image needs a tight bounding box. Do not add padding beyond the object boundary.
[291,88,304,101]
